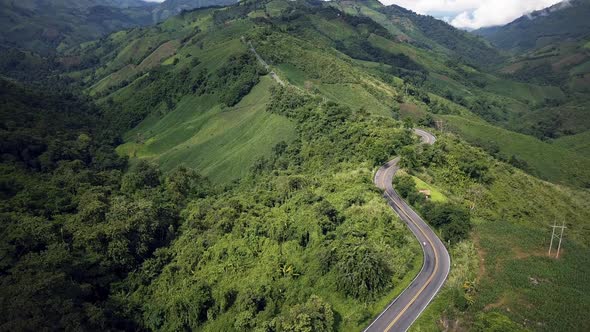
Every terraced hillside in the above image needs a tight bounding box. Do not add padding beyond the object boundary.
[1,0,590,331]
[69,0,590,187]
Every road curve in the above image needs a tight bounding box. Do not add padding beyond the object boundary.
[365,129,451,332]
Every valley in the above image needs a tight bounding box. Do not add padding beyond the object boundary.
[0,0,589,331]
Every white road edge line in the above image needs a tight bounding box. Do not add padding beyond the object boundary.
[365,129,446,332]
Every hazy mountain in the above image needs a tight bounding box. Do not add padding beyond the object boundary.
[376,3,501,67]
[473,0,590,141]
[474,0,590,51]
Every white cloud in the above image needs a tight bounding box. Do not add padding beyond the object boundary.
[382,0,481,15]
[140,0,567,29]
[383,0,565,29]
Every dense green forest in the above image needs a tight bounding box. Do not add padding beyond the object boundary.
[1,0,589,331]
[0,77,211,329]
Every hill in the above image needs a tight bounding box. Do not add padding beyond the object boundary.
[1,0,589,331]
[340,1,502,67]
[62,0,590,187]
[475,0,590,52]
[0,0,236,54]
[472,0,590,150]
[153,0,238,21]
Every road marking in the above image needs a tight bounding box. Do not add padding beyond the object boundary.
[383,189,439,332]
[377,151,440,331]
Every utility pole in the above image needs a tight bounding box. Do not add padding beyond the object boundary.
[435,120,444,133]
[548,221,566,258]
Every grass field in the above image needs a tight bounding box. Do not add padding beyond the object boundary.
[553,130,590,158]
[472,218,590,332]
[316,83,392,117]
[117,76,296,183]
[442,115,590,187]
[412,176,447,203]
[408,135,590,331]
[484,76,565,105]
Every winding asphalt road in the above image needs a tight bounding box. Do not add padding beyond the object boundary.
[365,129,451,332]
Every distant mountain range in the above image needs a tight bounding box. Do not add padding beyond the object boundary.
[474,0,590,51]
[471,0,590,148]
[0,0,237,54]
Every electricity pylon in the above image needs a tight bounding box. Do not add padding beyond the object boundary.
[548,221,566,258]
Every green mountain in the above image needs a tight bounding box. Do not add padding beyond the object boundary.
[0,0,153,54]
[0,0,237,54]
[475,0,590,51]
[153,0,238,21]
[64,2,588,328]
[1,0,589,331]
[64,0,590,186]
[473,0,590,148]
[333,1,501,67]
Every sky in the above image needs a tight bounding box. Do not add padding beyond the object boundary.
[383,0,565,29]
[142,0,565,30]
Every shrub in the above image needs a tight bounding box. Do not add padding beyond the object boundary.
[334,237,392,300]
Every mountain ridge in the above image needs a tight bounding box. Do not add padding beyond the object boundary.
[0,0,237,54]
[474,0,590,51]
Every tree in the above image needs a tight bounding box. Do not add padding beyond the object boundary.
[423,203,471,244]
[143,281,214,331]
[121,160,161,193]
[315,200,343,234]
[399,146,420,169]
[393,174,416,198]
[334,237,392,300]
[165,166,208,204]
[273,295,334,332]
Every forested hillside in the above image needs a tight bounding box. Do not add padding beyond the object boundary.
[1,0,589,331]
[0,0,237,54]
[333,0,501,67]
[0,77,212,329]
[473,0,590,171]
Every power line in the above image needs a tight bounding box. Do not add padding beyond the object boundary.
[548,220,566,258]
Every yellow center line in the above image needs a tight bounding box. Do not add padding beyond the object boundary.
[379,164,440,332]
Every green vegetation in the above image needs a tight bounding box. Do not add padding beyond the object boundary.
[110,83,426,331]
[443,115,590,187]
[410,175,447,203]
[553,130,590,158]
[475,0,590,52]
[474,0,590,149]
[117,76,297,183]
[1,0,589,331]
[0,0,237,55]
[0,78,208,330]
[392,134,590,331]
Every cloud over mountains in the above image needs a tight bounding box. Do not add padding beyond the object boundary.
[384,0,565,29]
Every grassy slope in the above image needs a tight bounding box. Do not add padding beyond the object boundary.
[553,130,590,158]
[353,0,576,161]
[407,136,590,332]
[442,115,590,187]
[411,176,447,203]
[117,76,296,183]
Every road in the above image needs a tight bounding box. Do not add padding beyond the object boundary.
[365,128,451,332]
[246,40,285,86]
